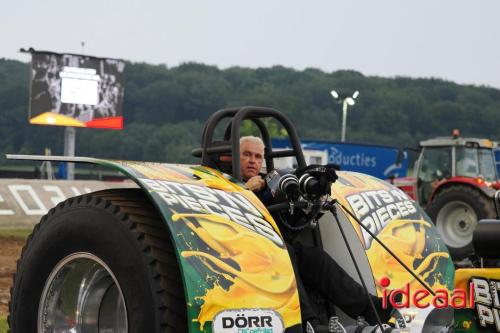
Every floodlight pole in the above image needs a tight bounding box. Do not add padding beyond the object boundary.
[331,90,359,142]
[64,127,75,180]
[341,100,349,142]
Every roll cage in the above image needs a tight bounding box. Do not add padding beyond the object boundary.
[193,106,306,180]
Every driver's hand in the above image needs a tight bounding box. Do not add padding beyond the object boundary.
[246,176,265,192]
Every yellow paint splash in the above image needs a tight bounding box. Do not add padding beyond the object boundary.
[173,213,301,330]
[367,219,450,299]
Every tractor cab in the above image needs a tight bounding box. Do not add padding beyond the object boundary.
[416,134,498,207]
[412,133,500,258]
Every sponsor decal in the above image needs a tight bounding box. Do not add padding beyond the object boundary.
[140,179,284,247]
[345,189,419,247]
[473,277,500,331]
[333,172,454,306]
[213,309,284,333]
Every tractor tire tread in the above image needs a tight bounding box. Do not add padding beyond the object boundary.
[8,188,187,333]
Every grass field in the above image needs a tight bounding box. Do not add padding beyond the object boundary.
[0,314,7,333]
[0,228,31,239]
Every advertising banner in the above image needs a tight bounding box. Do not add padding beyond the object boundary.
[28,50,125,129]
[272,139,409,179]
[0,179,134,227]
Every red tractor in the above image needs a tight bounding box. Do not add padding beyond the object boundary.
[396,132,500,259]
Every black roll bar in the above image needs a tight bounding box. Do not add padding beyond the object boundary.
[198,106,306,180]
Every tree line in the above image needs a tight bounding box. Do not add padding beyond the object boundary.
[1,58,499,165]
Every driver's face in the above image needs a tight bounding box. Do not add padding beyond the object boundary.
[240,141,264,181]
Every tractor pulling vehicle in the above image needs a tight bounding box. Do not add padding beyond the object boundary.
[6,107,500,333]
[395,132,500,259]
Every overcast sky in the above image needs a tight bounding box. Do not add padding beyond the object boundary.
[2,0,499,88]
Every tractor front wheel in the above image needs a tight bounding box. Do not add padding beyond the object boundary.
[427,185,495,259]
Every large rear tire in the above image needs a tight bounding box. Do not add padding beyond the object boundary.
[8,189,187,333]
[427,185,495,259]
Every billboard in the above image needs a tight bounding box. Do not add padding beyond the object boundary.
[272,138,409,179]
[28,49,125,129]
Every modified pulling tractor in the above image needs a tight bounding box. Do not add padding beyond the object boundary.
[6,107,500,333]
[396,131,500,259]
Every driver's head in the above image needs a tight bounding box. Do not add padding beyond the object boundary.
[240,136,264,181]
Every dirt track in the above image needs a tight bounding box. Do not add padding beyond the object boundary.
[0,237,25,315]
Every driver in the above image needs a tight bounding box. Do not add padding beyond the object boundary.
[239,135,393,333]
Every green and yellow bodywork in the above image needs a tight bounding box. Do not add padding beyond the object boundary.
[8,155,499,332]
[102,160,457,332]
